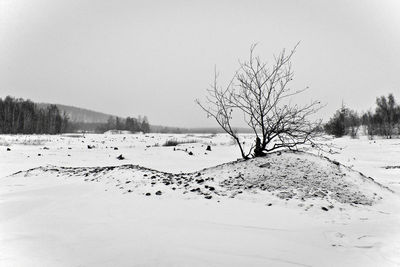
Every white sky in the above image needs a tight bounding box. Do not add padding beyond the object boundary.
[1,0,399,127]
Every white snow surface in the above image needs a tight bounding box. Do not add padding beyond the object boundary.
[1,134,400,266]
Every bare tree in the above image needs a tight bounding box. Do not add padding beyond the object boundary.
[376,93,398,138]
[347,109,361,138]
[196,44,322,159]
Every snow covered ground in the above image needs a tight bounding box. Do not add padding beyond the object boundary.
[0,134,399,266]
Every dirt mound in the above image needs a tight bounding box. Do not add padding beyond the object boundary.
[11,151,392,206]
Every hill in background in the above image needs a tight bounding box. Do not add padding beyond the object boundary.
[37,103,116,123]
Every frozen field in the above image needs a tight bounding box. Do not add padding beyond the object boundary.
[1,133,400,266]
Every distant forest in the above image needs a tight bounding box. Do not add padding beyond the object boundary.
[0,96,69,134]
[94,115,150,133]
[0,96,151,134]
[58,115,150,133]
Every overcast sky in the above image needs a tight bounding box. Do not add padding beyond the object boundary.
[1,0,399,127]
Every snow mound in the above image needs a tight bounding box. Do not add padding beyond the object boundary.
[199,151,392,205]
[11,151,392,206]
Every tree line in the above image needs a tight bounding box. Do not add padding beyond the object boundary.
[96,115,150,133]
[0,96,152,134]
[324,93,400,138]
[0,96,69,134]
